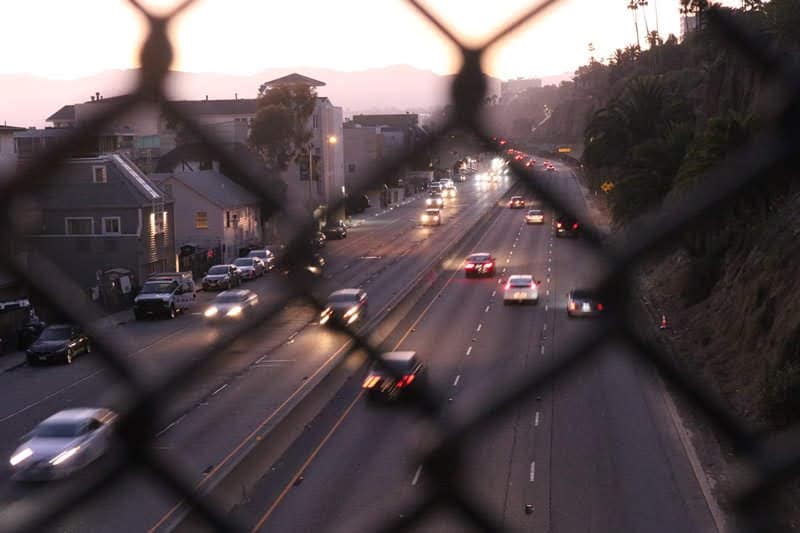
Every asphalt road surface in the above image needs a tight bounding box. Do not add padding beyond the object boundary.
[231,162,719,533]
[0,165,515,532]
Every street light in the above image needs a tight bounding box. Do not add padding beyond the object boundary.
[328,135,337,144]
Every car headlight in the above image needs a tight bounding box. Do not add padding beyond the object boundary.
[320,307,332,324]
[204,307,219,317]
[426,199,432,205]
[344,306,358,318]
[10,447,33,466]
[421,215,428,222]
[50,446,81,466]
[226,306,242,317]
[433,216,439,221]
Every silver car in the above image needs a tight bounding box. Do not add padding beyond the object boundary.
[10,408,117,481]
[203,289,259,319]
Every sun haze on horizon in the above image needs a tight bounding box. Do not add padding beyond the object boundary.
[2,0,737,81]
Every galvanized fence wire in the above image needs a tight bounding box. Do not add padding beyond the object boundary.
[0,1,797,531]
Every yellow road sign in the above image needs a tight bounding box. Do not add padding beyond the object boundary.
[601,181,615,193]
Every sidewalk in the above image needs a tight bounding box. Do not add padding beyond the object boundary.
[0,306,134,374]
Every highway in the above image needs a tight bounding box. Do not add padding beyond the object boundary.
[228,161,719,533]
[0,162,514,531]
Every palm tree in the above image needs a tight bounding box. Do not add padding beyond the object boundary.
[627,0,641,48]
[638,0,651,45]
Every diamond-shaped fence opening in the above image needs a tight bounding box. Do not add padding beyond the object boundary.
[1,1,799,532]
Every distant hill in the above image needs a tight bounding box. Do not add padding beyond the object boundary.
[0,66,505,128]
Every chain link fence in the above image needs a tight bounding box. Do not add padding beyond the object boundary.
[1,1,798,531]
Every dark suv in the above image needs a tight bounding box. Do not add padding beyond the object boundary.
[323,220,347,240]
[555,216,580,238]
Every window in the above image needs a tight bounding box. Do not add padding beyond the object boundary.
[65,217,94,235]
[92,166,107,183]
[102,217,121,235]
[154,211,165,234]
[199,160,213,170]
[226,210,231,228]
[195,211,208,229]
[312,114,320,129]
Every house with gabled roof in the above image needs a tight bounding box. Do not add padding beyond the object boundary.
[149,169,262,271]
[20,153,175,304]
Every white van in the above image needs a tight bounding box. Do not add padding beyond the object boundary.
[133,272,196,320]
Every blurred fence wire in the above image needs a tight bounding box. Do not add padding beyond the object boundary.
[0,1,797,532]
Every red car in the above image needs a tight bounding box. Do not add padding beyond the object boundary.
[465,253,496,278]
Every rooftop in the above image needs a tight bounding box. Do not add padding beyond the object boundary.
[151,169,260,208]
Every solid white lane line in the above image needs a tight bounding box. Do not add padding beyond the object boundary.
[485,305,491,313]
[530,461,536,482]
[476,323,482,332]
[453,375,460,386]
[466,346,472,356]
[535,411,540,427]
[412,465,423,486]
[212,384,228,396]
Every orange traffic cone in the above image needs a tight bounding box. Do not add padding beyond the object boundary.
[659,315,668,330]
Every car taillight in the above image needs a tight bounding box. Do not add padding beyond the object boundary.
[530,282,535,288]
[597,303,604,311]
[557,222,563,228]
[573,223,579,229]
[568,302,576,311]
[505,281,511,290]
[486,262,493,268]
[396,374,416,388]
[362,375,380,389]
[465,263,475,269]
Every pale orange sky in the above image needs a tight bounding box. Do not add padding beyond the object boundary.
[3,0,740,80]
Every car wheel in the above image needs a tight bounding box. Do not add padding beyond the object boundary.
[134,311,144,321]
[26,356,36,366]
[168,305,176,319]
[65,349,73,364]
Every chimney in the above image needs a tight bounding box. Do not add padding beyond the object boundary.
[91,96,96,101]
[235,92,238,100]
[205,95,208,101]
[96,91,100,101]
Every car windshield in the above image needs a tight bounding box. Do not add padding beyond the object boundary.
[425,210,440,215]
[216,294,246,303]
[512,196,522,201]
[248,251,267,258]
[38,326,71,341]
[208,266,229,275]
[469,254,490,262]
[328,293,358,304]
[33,420,86,438]
[140,281,176,294]
[510,278,532,287]
[233,258,254,267]
[528,210,542,215]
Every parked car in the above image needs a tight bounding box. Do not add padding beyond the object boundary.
[202,264,242,291]
[319,288,368,326]
[133,273,196,320]
[311,231,327,249]
[362,351,427,402]
[9,408,117,481]
[323,220,347,240]
[203,289,259,319]
[306,253,326,276]
[247,249,276,271]
[345,194,371,215]
[26,324,90,365]
[232,257,264,280]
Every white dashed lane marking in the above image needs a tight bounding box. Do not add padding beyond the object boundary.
[535,411,540,427]
[491,290,496,297]
[412,466,423,485]
[540,345,545,355]
[466,346,472,356]
[453,375,460,386]
[476,323,482,332]
[211,384,228,396]
[484,305,491,313]
[530,461,536,482]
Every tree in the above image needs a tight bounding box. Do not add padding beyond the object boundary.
[249,83,317,171]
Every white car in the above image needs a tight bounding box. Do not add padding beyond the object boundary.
[525,209,544,224]
[421,208,443,226]
[204,289,259,319]
[10,408,117,481]
[503,275,540,305]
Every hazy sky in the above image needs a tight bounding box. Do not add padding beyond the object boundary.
[4,0,740,80]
